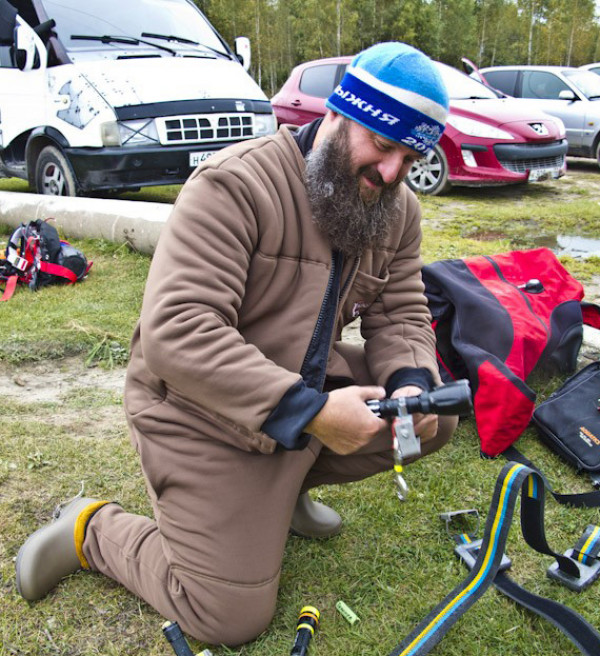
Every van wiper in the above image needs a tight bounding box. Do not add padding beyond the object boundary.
[141,31,227,58]
[71,34,177,56]
[141,32,198,45]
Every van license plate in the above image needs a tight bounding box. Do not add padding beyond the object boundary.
[529,168,560,182]
[189,151,216,167]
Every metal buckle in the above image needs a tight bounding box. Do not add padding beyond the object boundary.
[547,549,600,591]
[439,508,480,540]
[392,400,421,462]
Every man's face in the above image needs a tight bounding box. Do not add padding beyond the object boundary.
[343,119,424,205]
[305,116,422,257]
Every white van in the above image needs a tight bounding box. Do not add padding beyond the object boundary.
[0,0,277,195]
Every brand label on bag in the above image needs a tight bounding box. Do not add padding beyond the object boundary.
[579,426,600,448]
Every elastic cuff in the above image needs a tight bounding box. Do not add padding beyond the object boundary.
[74,500,111,569]
[261,380,328,450]
[385,367,435,397]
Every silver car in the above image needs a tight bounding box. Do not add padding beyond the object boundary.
[478,65,600,166]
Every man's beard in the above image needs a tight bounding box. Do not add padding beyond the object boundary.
[304,120,402,258]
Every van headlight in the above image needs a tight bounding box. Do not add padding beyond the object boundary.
[101,122,122,147]
[101,120,160,147]
[254,113,277,137]
[447,115,514,140]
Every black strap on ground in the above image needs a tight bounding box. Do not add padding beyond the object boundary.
[493,571,600,655]
[387,462,600,656]
[503,445,600,508]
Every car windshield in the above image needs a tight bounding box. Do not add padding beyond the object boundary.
[563,69,600,99]
[38,0,229,57]
[436,62,499,100]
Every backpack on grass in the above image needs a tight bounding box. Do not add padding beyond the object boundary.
[423,248,600,457]
[0,219,91,302]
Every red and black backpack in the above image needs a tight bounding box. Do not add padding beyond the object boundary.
[0,219,91,301]
[423,248,600,457]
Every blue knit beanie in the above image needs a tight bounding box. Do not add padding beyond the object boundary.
[325,42,449,153]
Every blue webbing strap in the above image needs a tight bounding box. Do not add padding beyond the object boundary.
[388,462,600,656]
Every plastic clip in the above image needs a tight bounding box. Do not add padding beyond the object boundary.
[454,538,512,572]
[547,524,600,591]
[547,550,600,591]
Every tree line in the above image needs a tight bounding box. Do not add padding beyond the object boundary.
[194,0,600,97]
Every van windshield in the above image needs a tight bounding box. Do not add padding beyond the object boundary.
[39,0,230,57]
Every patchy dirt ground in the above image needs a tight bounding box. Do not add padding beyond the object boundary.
[1,314,598,412]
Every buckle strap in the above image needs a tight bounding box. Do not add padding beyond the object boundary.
[388,462,536,656]
[388,463,600,656]
[547,525,600,591]
[574,525,600,564]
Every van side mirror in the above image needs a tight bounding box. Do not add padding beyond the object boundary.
[14,16,45,71]
[234,36,251,71]
[558,89,577,101]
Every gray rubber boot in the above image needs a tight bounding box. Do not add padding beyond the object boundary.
[16,496,105,601]
[290,492,342,538]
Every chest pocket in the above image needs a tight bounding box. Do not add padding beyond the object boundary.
[341,269,390,323]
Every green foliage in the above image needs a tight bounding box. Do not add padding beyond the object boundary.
[194,0,600,96]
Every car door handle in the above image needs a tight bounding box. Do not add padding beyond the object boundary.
[291,99,302,106]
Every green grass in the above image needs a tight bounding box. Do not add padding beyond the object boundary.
[1,165,600,655]
[0,230,150,364]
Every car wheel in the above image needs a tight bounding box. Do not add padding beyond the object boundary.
[34,145,79,196]
[405,145,451,195]
[595,140,600,169]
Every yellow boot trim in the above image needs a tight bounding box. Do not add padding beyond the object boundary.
[74,501,110,569]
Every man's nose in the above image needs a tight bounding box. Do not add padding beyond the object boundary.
[377,151,409,185]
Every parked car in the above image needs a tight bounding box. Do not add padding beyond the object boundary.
[0,0,277,196]
[579,62,600,76]
[477,65,600,166]
[271,56,567,195]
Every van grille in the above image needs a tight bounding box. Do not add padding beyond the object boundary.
[157,113,255,145]
[498,154,565,173]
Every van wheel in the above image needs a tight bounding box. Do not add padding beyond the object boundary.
[405,145,451,195]
[34,146,78,196]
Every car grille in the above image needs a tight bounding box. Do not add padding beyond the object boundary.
[493,141,567,173]
[499,154,565,173]
[157,113,255,145]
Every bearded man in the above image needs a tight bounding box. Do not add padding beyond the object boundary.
[16,42,458,647]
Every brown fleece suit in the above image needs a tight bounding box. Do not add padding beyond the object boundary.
[82,127,456,645]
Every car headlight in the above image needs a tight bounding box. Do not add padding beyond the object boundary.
[548,116,567,139]
[446,114,514,140]
[254,112,277,137]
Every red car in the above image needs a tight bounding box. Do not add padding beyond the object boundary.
[271,56,568,195]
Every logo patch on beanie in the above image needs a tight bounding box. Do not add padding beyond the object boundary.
[411,122,443,149]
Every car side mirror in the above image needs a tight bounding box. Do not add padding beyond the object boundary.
[558,89,577,101]
[234,36,251,72]
[14,17,45,71]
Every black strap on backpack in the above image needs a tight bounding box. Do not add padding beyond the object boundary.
[503,445,600,508]
[387,462,600,656]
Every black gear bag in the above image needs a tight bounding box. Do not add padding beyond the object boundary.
[531,361,600,488]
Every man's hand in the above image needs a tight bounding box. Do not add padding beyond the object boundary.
[305,385,388,455]
[391,385,438,442]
